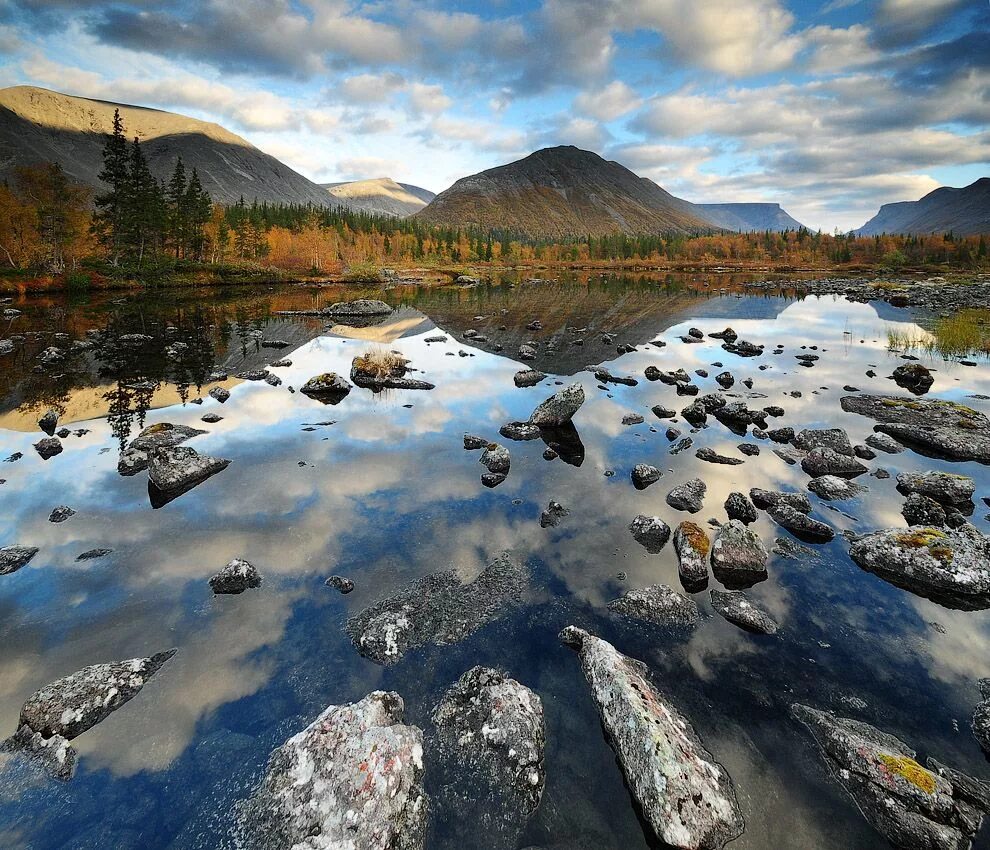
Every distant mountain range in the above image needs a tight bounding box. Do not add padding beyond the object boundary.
[0,85,332,206]
[321,178,435,216]
[855,177,990,236]
[695,203,806,232]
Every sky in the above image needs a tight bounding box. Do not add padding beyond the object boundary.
[0,0,987,232]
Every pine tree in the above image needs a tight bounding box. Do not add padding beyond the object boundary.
[183,168,212,260]
[124,136,164,265]
[166,157,187,258]
[93,109,129,261]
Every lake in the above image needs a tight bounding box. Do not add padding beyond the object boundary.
[1,272,989,850]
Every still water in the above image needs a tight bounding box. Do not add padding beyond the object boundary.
[0,274,988,849]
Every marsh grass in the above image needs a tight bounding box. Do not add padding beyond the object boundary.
[353,347,409,378]
[886,309,990,359]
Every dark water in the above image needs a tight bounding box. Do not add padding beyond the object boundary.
[1,274,989,849]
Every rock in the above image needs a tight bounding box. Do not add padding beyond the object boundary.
[865,432,904,454]
[431,667,544,850]
[892,363,935,394]
[666,479,707,513]
[896,471,975,508]
[652,405,676,420]
[325,298,393,316]
[725,492,757,524]
[715,371,734,388]
[48,505,75,523]
[38,410,59,435]
[236,369,271,381]
[793,428,854,456]
[674,522,711,590]
[209,386,230,403]
[346,553,525,665]
[76,548,112,561]
[768,427,795,443]
[424,335,447,343]
[209,558,262,594]
[147,446,230,502]
[34,437,62,460]
[201,412,223,423]
[528,384,584,427]
[514,368,545,387]
[710,589,778,635]
[656,368,691,385]
[712,402,767,434]
[855,444,877,460]
[793,703,986,850]
[0,726,76,780]
[800,447,867,478]
[481,444,511,474]
[676,382,699,396]
[0,545,39,576]
[682,400,708,426]
[712,520,769,587]
[540,501,569,528]
[0,339,13,356]
[351,356,435,391]
[560,628,744,850]
[840,395,990,462]
[696,447,744,465]
[235,691,425,850]
[808,475,867,501]
[463,434,487,450]
[622,413,645,426]
[594,368,638,386]
[628,515,671,553]
[326,575,355,594]
[631,463,662,490]
[750,488,812,514]
[738,443,760,456]
[300,372,352,401]
[768,503,835,542]
[500,421,542,441]
[722,339,763,357]
[482,473,507,488]
[850,524,990,609]
[903,493,948,527]
[518,344,537,361]
[973,680,990,755]
[608,584,700,628]
[121,423,207,479]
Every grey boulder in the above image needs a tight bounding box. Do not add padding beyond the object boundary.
[528,383,585,427]
[0,545,39,576]
[666,478,707,513]
[608,584,700,628]
[808,475,867,501]
[711,520,768,587]
[800,447,867,478]
[209,558,262,594]
[631,463,662,490]
[674,522,711,590]
[896,471,975,508]
[147,446,231,499]
[711,589,777,635]
[629,515,671,553]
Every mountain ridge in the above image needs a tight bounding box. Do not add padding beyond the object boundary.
[856,177,990,235]
[320,177,435,217]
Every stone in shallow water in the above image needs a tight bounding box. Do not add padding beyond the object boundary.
[346,552,526,665]
[608,584,700,628]
[631,463,662,490]
[849,524,990,610]
[712,520,768,588]
[793,427,854,456]
[628,515,671,553]
[0,545,38,576]
[696,447,744,465]
[480,443,511,474]
[725,492,757,524]
[896,471,975,508]
[513,368,545,387]
[902,493,947,527]
[808,475,867,501]
[801,447,868,478]
[973,679,990,755]
[209,558,262,594]
[767,503,835,543]
[33,437,62,460]
[540,501,569,528]
[147,446,231,504]
[674,522,710,590]
[528,383,585,427]
[325,298,393,316]
[235,691,426,850]
[48,505,75,523]
[666,478,707,513]
[560,627,744,850]
[710,589,778,634]
[431,667,545,850]
[750,488,812,514]
[792,703,987,850]
[299,372,352,401]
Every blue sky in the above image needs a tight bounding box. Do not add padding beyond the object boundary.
[0,0,987,231]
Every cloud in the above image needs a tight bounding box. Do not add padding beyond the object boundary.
[336,155,400,179]
[873,0,971,46]
[574,81,641,122]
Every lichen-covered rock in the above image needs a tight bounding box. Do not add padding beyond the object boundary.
[0,545,39,576]
[750,488,812,514]
[801,447,867,478]
[325,298,393,316]
[48,505,76,523]
[235,691,426,850]
[711,520,768,587]
[209,386,230,403]
[300,372,352,400]
[528,383,585,427]
[631,463,662,490]
[768,503,835,542]
[500,421,542,441]
[725,492,757,524]
[481,443,511,474]
[793,428,854,456]
[118,423,208,476]
[849,524,990,609]
[674,522,710,590]
[840,395,990,462]
[514,368,545,387]
[903,493,948,527]
[147,446,230,500]
[892,363,934,394]
[560,628,744,850]
[896,471,975,508]
[463,434,487,450]
[0,725,76,780]
[346,553,526,665]
[710,590,777,635]
[666,478,707,513]
[209,558,262,594]
[808,475,866,501]
[431,667,544,850]
[793,703,986,850]
[608,584,700,628]
[866,432,904,454]
[629,515,671,553]
[973,680,990,755]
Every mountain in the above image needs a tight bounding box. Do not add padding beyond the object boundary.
[415,146,714,238]
[856,177,990,236]
[0,85,332,206]
[321,177,435,217]
[695,203,806,232]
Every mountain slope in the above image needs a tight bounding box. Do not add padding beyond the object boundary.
[696,203,806,232]
[856,178,990,235]
[0,85,332,206]
[322,177,435,217]
[415,146,714,238]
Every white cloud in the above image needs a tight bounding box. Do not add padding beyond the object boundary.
[407,82,452,116]
[336,155,400,179]
[573,80,641,122]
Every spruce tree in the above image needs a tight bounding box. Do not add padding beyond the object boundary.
[93,108,129,261]
[166,157,187,258]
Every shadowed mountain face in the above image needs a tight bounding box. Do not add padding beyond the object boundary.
[415,146,715,238]
[696,203,807,232]
[856,177,990,236]
[0,86,332,206]
[321,178,436,216]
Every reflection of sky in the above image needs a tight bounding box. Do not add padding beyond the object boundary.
[1,292,990,849]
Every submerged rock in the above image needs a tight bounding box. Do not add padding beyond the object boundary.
[346,553,526,665]
[711,520,768,587]
[793,703,987,850]
[0,545,39,576]
[768,503,835,542]
[631,463,662,490]
[480,444,511,474]
[725,492,758,524]
[801,447,867,479]
[48,505,75,523]
[431,667,544,850]
[674,522,711,590]
[540,501,569,528]
[849,524,990,609]
[896,471,975,508]
[514,368,545,387]
[750,488,812,514]
[300,372,352,401]
[666,479,707,513]
[973,680,990,755]
[209,558,262,594]
[711,590,778,635]
[528,383,585,427]
[147,446,231,504]
[808,475,867,501]
[560,628,744,850]
[892,363,935,395]
[840,395,990,462]
[608,584,700,628]
[903,493,948,527]
[629,515,671,553]
[235,691,425,850]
